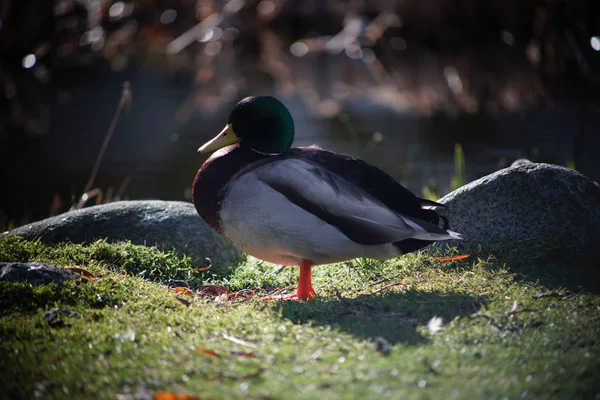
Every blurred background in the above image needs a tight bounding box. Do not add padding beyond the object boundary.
[1,0,599,230]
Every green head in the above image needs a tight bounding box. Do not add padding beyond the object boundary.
[198,96,295,155]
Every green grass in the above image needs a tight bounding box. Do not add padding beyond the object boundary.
[1,236,599,399]
[422,142,466,201]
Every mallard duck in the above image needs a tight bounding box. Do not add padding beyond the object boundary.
[193,96,461,300]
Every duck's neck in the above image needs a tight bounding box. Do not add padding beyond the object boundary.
[192,144,270,233]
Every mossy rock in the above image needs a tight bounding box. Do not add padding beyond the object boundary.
[438,163,600,264]
[1,200,243,268]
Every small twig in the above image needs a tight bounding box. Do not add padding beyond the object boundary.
[74,188,103,209]
[370,272,404,287]
[222,334,258,348]
[82,82,131,196]
[270,265,287,275]
[197,258,213,272]
[370,281,406,295]
[265,285,294,297]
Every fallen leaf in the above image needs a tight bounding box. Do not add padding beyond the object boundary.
[153,394,177,400]
[230,351,258,358]
[174,296,191,307]
[171,287,193,295]
[153,392,200,400]
[434,254,471,262]
[199,283,229,296]
[66,266,95,278]
[193,347,220,357]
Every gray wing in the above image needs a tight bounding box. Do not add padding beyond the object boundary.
[253,159,456,245]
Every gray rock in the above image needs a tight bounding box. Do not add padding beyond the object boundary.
[0,262,79,285]
[437,163,600,255]
[1,201,242,266]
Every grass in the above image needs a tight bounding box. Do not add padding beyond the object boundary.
[422,142,466,201]
[1,236,599,399]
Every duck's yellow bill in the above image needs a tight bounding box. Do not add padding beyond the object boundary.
[198,124,240,154]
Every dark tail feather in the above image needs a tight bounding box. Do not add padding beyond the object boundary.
[393,209,451,254]
[420,209,450,230]
[393,238,430,254]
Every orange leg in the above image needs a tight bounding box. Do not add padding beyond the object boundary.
[263,260,315,301]
[295,260,315,300]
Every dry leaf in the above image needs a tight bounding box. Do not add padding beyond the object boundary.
[199,283,229,296]
[66,266,95,278]
[153,392,200,400]
[193,347,220,357]
[230,351,258,358]
[434,254,471,262]
[171,287,193,295]
[174,296,191,307]
[153,394,177,400]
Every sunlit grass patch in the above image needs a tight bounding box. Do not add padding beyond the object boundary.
[1,237,599,399]
[0,236,214,286]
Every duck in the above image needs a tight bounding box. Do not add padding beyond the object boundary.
[192,96,462,300]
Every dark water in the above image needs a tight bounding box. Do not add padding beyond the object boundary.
[1,66,599,227]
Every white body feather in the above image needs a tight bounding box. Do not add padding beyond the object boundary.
[220,159,460,266]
